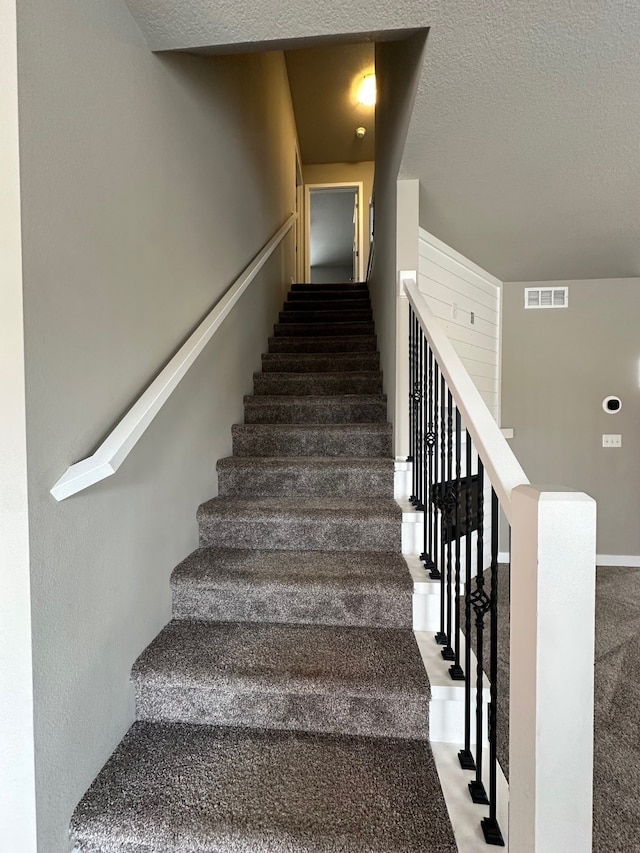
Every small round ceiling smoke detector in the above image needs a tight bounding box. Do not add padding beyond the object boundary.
[355,126,366,139]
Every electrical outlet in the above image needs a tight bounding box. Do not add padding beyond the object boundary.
[602,434,622,448]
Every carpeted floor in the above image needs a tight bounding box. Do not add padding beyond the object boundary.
[481,563,640,852]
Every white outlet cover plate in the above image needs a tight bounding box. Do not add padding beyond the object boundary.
[602,434,622,447]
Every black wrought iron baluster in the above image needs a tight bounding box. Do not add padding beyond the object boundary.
[449,407,464,681]
[431,361,442,586]
[414,330,424,510]
[469,456,489,806]
[423,347,437,575]
[459,430,475,769]
[435,369,447,645]
[441,389,455,662]
[481,488,504,846]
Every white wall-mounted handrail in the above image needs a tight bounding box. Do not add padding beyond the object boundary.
[51,213,296,502]
[401,271,528,522]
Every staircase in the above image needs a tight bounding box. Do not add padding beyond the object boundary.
[71,282,457,852]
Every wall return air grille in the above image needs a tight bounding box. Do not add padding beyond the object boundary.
[524,286,568,309]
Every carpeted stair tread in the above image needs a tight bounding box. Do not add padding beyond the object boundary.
[274,321,375,337]
[254,371,382,395]
[261,352,379,373]
[243,394,387,424]
[197,497,401,552]
[268,334,377,353]
[285,296,370,308]
[292,281,368,291]
[132,621,430,737]
[198,496,401,522]
[288,288,370,299]
[217,456,393,498]
[70,722,457,853]
[170,548,412,628]
[232,423,392,457]
[278,309,373,324]
[134,620,427,697]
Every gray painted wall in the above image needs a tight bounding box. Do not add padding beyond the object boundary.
[15,1,297,849]
[370,33,427,439]
[309,189,355,268]
[501,279,640,557]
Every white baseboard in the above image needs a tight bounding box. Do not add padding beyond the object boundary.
[596,554,640,568]
[500,551,640,568]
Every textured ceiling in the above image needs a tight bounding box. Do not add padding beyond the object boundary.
[124,0,640,281]
[285,43,375,165]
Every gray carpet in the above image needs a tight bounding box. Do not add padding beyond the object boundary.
[71,723,456,853]
[170,549,412,627]
[472,563,640,852]
[71,282,457,853]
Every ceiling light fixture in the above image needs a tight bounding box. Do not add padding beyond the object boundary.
[355,126,366,139]
[357,74,376,107]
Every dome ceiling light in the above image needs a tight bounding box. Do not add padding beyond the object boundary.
[356,74,376,107]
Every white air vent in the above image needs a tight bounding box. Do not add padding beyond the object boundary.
[524,286,568,309]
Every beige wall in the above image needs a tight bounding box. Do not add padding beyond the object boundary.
[15,1,297,849]
[370,33,428,441]
[302,161,374,275]
[501,279,640,557]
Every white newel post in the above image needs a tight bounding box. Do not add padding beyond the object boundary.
[509,485,596,853]
[395,270,412,461]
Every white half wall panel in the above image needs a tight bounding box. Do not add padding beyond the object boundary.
[418,228,502,421]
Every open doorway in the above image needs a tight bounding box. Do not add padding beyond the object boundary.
[305,182,364,283]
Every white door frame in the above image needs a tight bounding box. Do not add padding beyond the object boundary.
[304,182,365,283]
[294,147,304,283]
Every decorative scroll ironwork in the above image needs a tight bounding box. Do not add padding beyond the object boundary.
[408,304,505,846]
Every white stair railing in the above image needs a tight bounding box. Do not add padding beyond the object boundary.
[50,214,296,501]
[400,270,596,852]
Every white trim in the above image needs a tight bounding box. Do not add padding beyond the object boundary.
[0,2,38,844]
[596,554,640,568]
[500,552,640,568]
[304,182,364,282]
[401,272,528,523]
[431,742,510,853]
[50,214,297,501]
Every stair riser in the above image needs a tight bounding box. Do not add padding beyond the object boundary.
[261,354,379,373]
[232,426,392,457]
[273,322,375,337]
[243,399,387,424]
[284,300,370,313]
[171,582,412,628]
[286,293,370,304]
[268,336,377,353]
[217,465,392,498]
[291,283,368,292]
[279,310,372,324]
[198,515,401,552]
[135,685,428,740]
[254,373,382,395]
